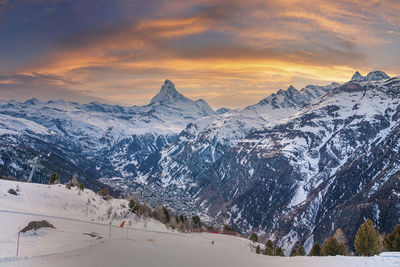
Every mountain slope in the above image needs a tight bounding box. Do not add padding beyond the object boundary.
[194,73,400,253]
[0,80,215,188]
[135,82,339,189]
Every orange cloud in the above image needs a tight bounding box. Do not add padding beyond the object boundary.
[5,0,398,108]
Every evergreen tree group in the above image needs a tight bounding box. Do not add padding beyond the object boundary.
[308,242,321,256]
[261,240,284,256]
[321,236,347,256]
[383,224,400,251]
[297,246,306,256]
[246,219,395,257]
[290,246,305,256]
[264,240,274,256]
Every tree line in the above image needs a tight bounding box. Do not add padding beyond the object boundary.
[249,219,400,256]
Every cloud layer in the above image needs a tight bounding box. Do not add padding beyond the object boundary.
[0,0,399,108]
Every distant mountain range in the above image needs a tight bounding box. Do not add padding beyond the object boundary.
[0,71,399,254]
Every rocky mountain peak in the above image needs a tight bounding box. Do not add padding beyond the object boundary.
[351,71,363,81]
[351,70,390,82]
[24,98,40,105]
[150,79,185,105]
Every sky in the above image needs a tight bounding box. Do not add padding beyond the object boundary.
[0,0,399,109]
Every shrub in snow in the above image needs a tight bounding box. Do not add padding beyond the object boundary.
[137,203,152,218]
[297,246,306,256]
[207,226,215,232]
[354,219,382,256]
[384,224,400,251]
[71,176,79,187]
[21,220,55,233]
[223,225,235,232]
[256,245,261,254]
[66,184,71,189]
[79,182,84,191]
[106,207,113,219]
[98,187,112,200]
[322,236,347,256]
[49,173,58,184]
[129,199,137,213]
[249,233,258,243]
[308,242,321,256]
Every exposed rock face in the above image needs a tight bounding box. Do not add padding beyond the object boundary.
[193,75,400,253]
[21,220,55,233]
[8,188,17,195]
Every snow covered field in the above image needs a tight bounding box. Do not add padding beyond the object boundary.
[1,180,399,267]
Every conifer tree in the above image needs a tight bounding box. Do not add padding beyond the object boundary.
[297,246,306,256]
[354,219,382,256]
[264,240,274,256]
[322,237,347,256]
[334,228,348,248]
[274,247,284,256]
[49,173,58,184]
[256,245,261,254]
[162,207,170,223]
[192,215,202,228]
[79,182,84,191]
[290,247,297,257]
[308,242,321,256]
[249,233,258,243]
[383,224,400,251]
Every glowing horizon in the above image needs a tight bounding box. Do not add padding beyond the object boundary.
[0,0,399,108]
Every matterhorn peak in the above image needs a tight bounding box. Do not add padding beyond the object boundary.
[150,79,186,105]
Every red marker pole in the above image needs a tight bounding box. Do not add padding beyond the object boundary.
[16,226,20,257]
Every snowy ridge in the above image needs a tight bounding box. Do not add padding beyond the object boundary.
[193,73,400,253]
[0,80,215,184]
[136,82,338,191]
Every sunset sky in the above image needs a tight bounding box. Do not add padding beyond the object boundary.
[0,0,399,108]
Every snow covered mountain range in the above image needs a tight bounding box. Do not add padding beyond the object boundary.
[0,79,215,190]
[1,71,399,253]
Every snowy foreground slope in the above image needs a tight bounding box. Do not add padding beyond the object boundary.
[1,180,399,267]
